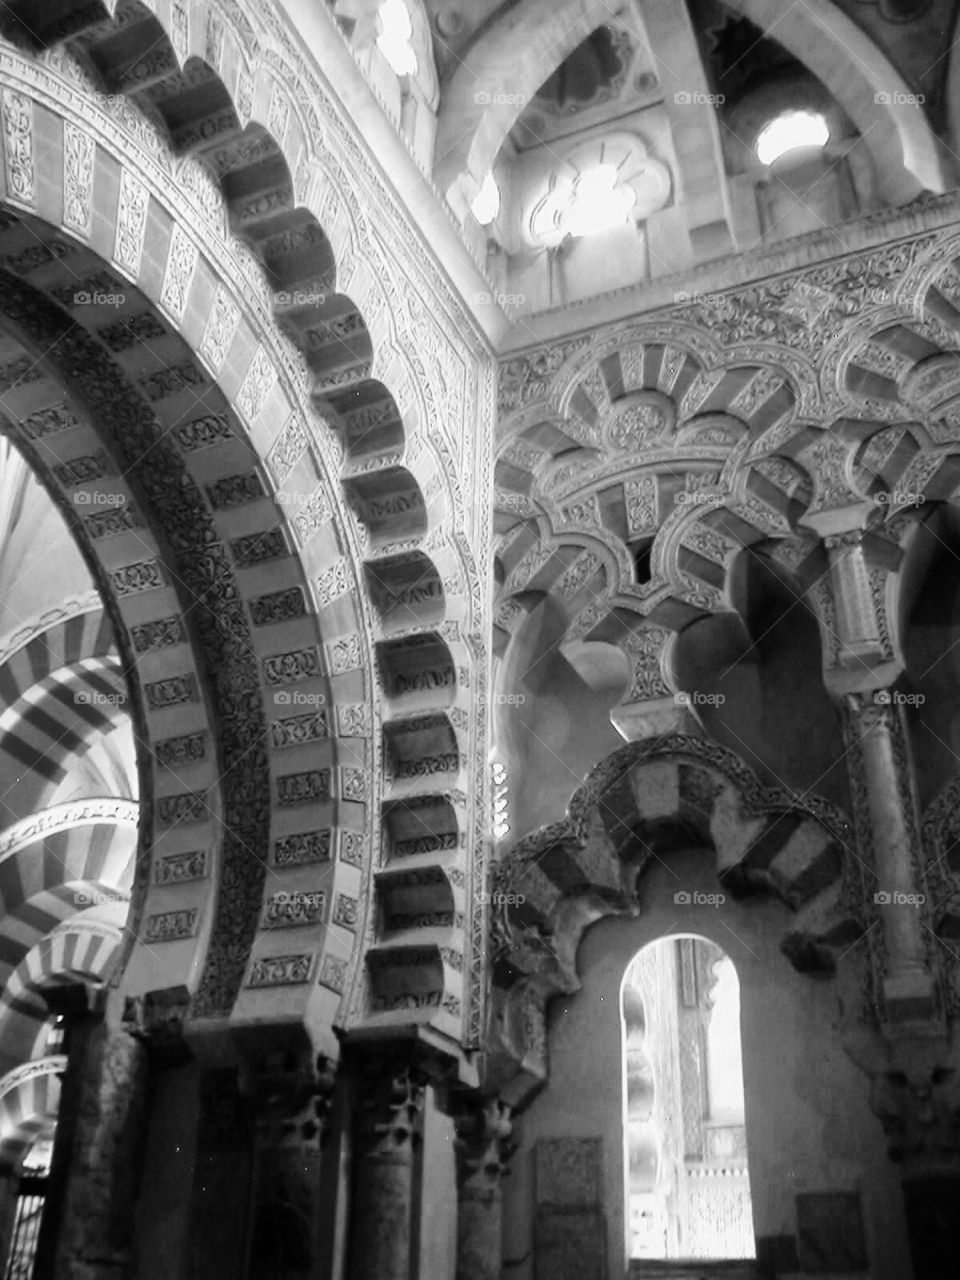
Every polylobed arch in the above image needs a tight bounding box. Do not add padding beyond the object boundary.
[484,735,857,1107]
[0,1,484,1056]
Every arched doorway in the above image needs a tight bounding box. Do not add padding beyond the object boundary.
[622,936,755,1263]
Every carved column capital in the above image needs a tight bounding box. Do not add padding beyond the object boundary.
[122,985,192,1065]
[352,1051,426,1158]
[453,1094,514,1191]
[239,1050,338,1152]
[849,1029,960,1178]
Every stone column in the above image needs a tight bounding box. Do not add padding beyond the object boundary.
[453,1095,513,1280]
[33,988,151,1280]
[807,524,937,1022]
[843,691,935,1020]
[244,1051,337,1280]
[348,1051,425,1280]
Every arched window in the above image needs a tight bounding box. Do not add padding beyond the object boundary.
[755,109,829,166]
[376,0,418,77]
[622,936,755,1261]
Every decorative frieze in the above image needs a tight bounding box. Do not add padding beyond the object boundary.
[272,829,331,867]
[247,953,314,988]
[199,285,240,370]
[160,223,198,320]
[20,403,80,440]
[110,560,165,597]
[176,414,234,452]
[205,471,266,509]
[82,506,142,539]
[139,362,205,401]
[340,768,367,802]
[261,646,322,685]
[250,587,306,626]
[337,704,371,737]
[332,893,358,930]
[154,849,207,886]
[1,89,34,205]
[157,792,208,826]
[327,634,362,674]
[277,769,331,806]
[315,559,350,605]
[130,617,185,653]
[63,120,95,235]
[261,891,326,929]
[293,490,333,543]
[270,710,328,748]
[319,954,348,994]
[266,413,308,484]
[340,830,366,867]
[114,168,148,271]
[53,453,108,486]
[237,346,277,421]
[154,733,206,767]
[145,909,198,942]
[144,674,198,710]
[229,528,288,566]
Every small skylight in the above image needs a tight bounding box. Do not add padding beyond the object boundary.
[471,172,501,226]
[377,0,418,78]
[756,110,829,166]
[565,164,636,237]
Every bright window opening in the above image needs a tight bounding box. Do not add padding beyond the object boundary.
[377,0,418,78]
[756,110,829,166]
[471,172,501,226]
[623,936,755,1261]
[565,163,636,237]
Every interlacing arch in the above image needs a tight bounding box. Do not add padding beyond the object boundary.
[0,0,482,1052]
[485,736,857,1105]
[494,329,825,673]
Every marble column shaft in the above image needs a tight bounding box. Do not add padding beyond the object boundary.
[33,1009,150,1280]
[348,1058,424,1280]
[455,1098,512,1280]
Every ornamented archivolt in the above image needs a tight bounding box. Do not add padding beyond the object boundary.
[0,0,493,1056]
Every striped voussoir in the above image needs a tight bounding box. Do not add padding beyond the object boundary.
[0,1057,65,1172]
[0,919,123,1075]
[0,657,129,823]
[0,817,133,992]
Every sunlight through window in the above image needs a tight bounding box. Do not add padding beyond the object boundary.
[756,110,829,165]
[377,0,418,77]
[565,163,636,236]
[471,172,501,226]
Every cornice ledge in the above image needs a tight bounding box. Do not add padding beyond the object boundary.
[502,190,960,353]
